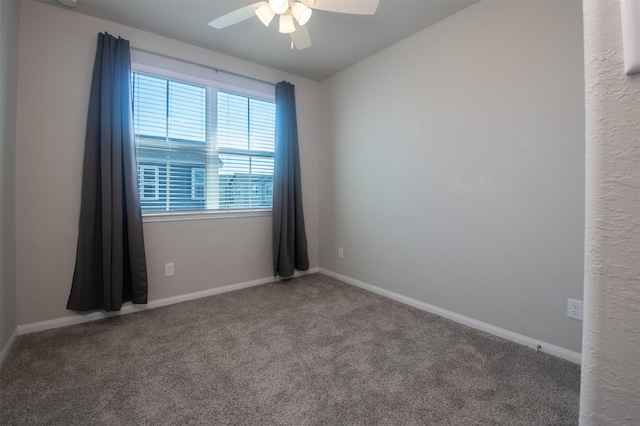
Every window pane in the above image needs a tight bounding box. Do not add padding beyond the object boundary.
[219,153,250,175]
[250,98,276,152]
[251,156,274,176]
[218,92,248,150]
[168,81,206,142]
[134,74,167,138]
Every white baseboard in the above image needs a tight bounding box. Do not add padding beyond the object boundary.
[0,328,18,366]
[319,268,582,365]
[16,267,580,365]
[17,267,319,335]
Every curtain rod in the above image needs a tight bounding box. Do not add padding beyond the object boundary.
[130,46,277,87]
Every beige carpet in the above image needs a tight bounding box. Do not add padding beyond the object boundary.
[0,273,580,425]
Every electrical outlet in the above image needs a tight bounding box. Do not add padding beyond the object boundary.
[165,262,175,277]
[567,298,583,320]
[338,247,344,259]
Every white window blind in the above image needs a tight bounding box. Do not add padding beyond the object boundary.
[132,71,275,214]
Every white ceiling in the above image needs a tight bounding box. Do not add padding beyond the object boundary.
[38,0,479,81]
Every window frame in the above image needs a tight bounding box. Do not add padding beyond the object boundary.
[130,62,276,222]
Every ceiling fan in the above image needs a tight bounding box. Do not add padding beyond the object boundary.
[208,0,380,50]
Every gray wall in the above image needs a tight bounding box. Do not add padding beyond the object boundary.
[0,0,19,356]
[319,0,585,352]
[15,1,320,325]
[580,0,640,423]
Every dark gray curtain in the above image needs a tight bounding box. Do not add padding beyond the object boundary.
[67,33,148,312]
[273,81,309,278]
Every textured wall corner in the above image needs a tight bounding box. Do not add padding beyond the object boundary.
[580,0,640,424]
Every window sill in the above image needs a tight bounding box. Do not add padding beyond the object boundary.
[142,209,272,223]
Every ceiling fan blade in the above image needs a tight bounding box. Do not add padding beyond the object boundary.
[305,0,379,15]
[290,25,312,50]
[208,2,267,29]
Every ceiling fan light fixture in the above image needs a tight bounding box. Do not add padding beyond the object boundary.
[255,4,276,26]
[279,13,296,34]
[291,2,312,26]
[269,0,289,15]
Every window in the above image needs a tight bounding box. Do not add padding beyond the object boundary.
[132,72,275,214]
[138,165,159,200]
[191,168,205,200]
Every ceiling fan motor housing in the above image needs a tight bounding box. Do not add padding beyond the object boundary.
[269,0,289,15]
